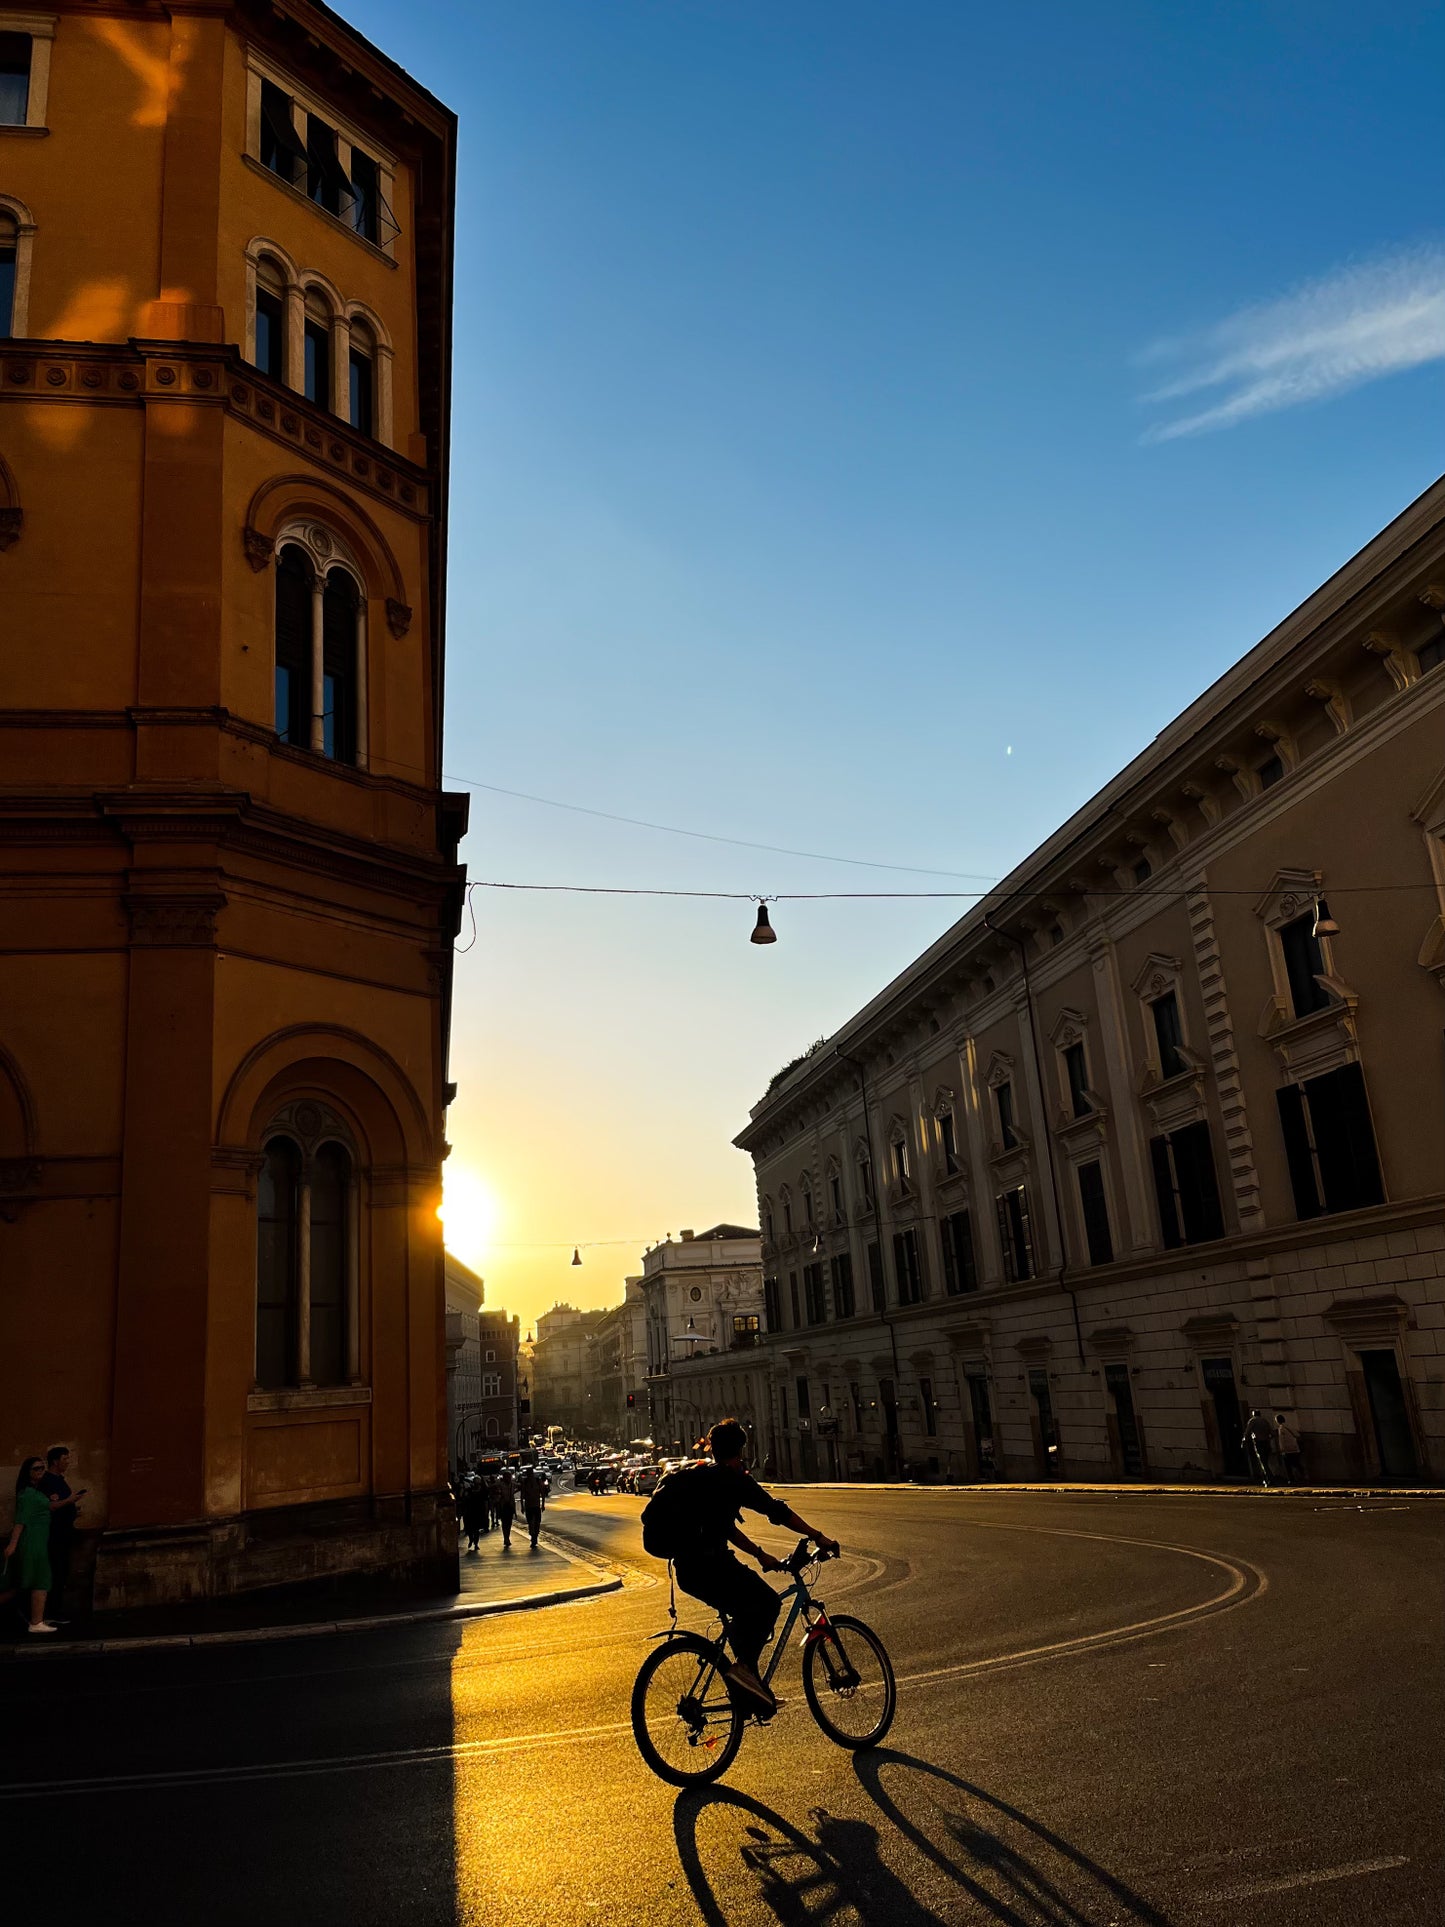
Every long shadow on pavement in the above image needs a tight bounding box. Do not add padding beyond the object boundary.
[673,1781,945,1927]
[852,1748,1176,1926]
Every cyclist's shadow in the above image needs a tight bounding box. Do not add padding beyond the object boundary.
[673,1783,943,1927]
[851,1749,1176,1926]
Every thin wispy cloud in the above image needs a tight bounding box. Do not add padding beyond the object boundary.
[1137,241,1445,442]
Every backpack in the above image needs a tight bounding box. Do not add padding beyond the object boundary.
[640,1466,707,1560]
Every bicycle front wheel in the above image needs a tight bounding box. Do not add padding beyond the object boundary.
[631,1633,744,1787]
[802,1613,896,1749]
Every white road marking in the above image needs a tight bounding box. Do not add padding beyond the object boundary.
[0,1519,1268,1799]
[1202,1855,1408,1901]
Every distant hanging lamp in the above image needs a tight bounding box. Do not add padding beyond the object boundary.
[1312,896,1339,938]
[751,901,777,945]
[571,1246,582,1266]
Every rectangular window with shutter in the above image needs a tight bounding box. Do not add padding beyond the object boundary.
[763,1276,781,1332]
[803,1261,827,1325]
[1150,1121,1224,1246]
[1279,914,1332,1018]
[789,1272,800,1328]
[866,1241,886,1311]
[996,1186,1034,1282]
[892,1228,923,1305]
[260,79,308,185]
[1077,1159,1113,1265]
[940,1209,978,1295]
[830,1252,855,1319]
[1151,992,1187,1079]
[1276,1063,1385,1218]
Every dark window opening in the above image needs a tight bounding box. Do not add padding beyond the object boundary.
[348,146,380,242]
[1257,752,1285,789]
[1064,1042,1091,1118]
[1029,1368,1059,1466]
[939,1109,960,1173]
[0,32,31,125]
[0,233,15,339]
[1279,913,1332,1018]
[803,1261,827,1325]
[830,1252,855,1319]
[1151,991,1187,1080]
[996,1185,1034,1282]
[789,1272,800,1327]
[859,1155,875,1210]
[802,1183,815,1225]
[309,1142,350,1384]
[1276,1062,1385,1220]
[260,79,308,186]
[1132,856,1152,884]
[829,1171,844,1221]
[273,545,312,746]
[920,1375,937,1437]
[348,347,374,436]
[996,1081,1018,1148]
[306,113,351,215]
[763,1276,781,1332]
[866,1241,886,1312]
[940,1209,978,1295]
[1149,1120,1224,1248]
[795,1375,811,1420]
[254,286,284,381]
[1077,1159,1113,1266]
[321,569,359,764]
[256,1136,301,1387]
[304,319,330,408]
[1049,924,1064,947]
[892,1228,924,1305]
[890,1136,910,1188]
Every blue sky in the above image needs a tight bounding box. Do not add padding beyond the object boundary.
[341,1,1445,1326]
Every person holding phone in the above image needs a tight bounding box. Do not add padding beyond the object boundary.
[39,1445,85,1622]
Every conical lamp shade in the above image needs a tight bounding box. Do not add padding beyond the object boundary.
[751,904,777,945]
[571,1247,582,1266]
[1312,897,1339,938]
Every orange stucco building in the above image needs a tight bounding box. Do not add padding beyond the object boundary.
[0,0,466,1607]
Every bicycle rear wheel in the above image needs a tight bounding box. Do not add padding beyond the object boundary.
[802,1613,896,1749]
[631,1633,745,1787]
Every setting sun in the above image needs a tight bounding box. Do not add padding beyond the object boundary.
[438,1166,501,1270]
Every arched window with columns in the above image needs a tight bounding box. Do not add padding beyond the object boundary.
[254,1100,361,1390]
[244,241,395,447]
[271,522,368,768]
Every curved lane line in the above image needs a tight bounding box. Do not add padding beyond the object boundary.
[895,1521,1266,1692]
[0,1521,1267,1798]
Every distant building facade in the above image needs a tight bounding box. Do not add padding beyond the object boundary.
[736,480,1445,1488]
[593,1278,648,1444]
[443,1257,519,1469]
[530,1303,608,1441]
[641,1226,765,1453]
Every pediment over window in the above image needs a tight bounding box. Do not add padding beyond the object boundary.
[983,1052,1014,1091]
[1048,1006,1088,1051]
[929,1085,957,1117]
[1252,867,1323,927]
[1130,953,1183,1001]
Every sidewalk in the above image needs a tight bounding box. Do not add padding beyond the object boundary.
[768,1479,1442,1497]
[2,1518,621,1660]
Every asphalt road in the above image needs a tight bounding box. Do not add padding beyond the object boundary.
[6,1488,1443,1926]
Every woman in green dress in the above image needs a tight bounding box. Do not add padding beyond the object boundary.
[2,1456,55,1634]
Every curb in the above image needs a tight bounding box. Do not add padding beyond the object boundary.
[3,1570,622,1661]
[760,1481,1442,1498]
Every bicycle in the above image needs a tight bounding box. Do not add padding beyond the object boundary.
[631,1537,897,1787]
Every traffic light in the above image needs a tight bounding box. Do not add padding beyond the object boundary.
[626,1392,636,1409]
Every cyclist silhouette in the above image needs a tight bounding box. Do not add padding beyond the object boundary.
[669,1417,838,1715]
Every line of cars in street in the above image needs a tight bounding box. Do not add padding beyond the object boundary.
[575,1453,708,1496]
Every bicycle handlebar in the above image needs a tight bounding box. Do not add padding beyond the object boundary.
[785,1536,838,1577]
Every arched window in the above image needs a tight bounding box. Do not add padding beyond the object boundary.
[347,316,374,437]
[256,1137,301,1388]
[274,543,312,746]
[0,195,34,339]
[253,253,286,382]
[309,1142,351,1385]
[0,212,15,338]
[254,1102,360,1390]
[271,524,369,768]
[484,1417,500,1439]
[303,290,331,408]
[322,568,359,763]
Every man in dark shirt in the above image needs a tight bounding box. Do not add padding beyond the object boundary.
[673,1417,838,1716]
[39,1444,85,1620]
